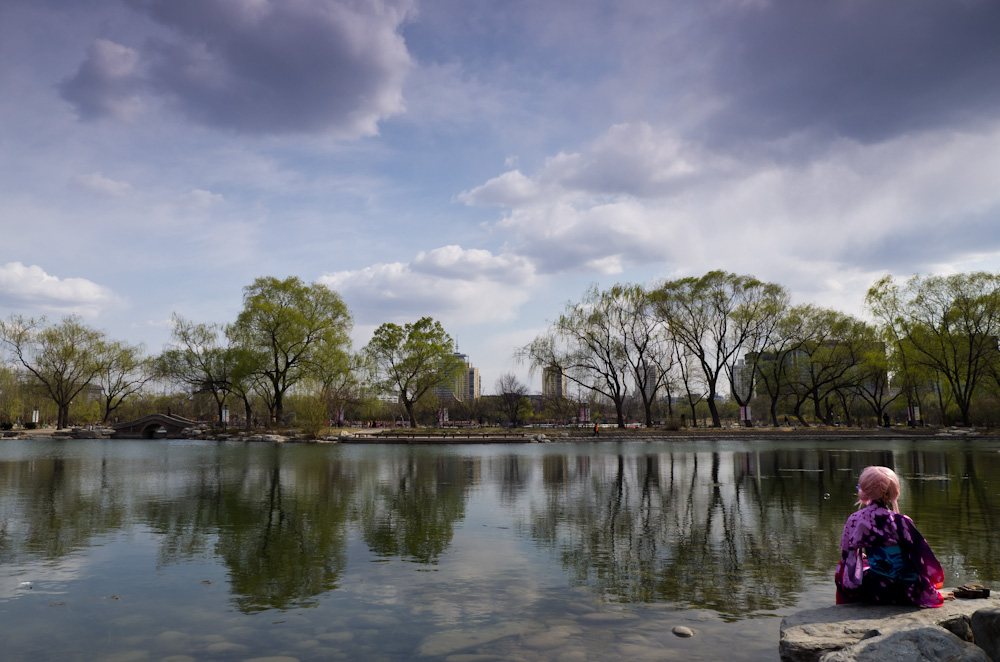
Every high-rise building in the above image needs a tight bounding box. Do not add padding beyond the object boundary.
[465,364,481,401]
[437,352,480,402]
[732,356,753,402]
[542,366,568,399]
[639,363,659,401]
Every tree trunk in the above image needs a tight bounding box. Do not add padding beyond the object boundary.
[242,396,253,430]
[273,390,284,426]
[614,397,626,428]
[793,400,809,427]
[707,396,721,427]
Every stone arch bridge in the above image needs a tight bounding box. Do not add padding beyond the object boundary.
[110,414,197,439]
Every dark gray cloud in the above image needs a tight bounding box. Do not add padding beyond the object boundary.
[704,0,1000,144]
[61,0,415,136]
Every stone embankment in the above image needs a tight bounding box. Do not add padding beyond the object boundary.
[780,594,1000,662]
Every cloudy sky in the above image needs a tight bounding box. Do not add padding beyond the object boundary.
[3,0,1000,393]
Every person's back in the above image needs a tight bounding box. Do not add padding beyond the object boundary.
[834,466,951,607]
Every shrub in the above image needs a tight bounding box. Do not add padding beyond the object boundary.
[661,417,682,431]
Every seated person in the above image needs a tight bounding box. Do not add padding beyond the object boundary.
[835,466,951,607]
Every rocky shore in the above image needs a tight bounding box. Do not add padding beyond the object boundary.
[780,594,1000,662]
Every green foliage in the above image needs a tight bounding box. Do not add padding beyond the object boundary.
[292,392,329,439]
[365,317,462,428]
[0,314,107,429]
[156,315,236,426]
[651,270,788,427]
[229,276,352,424]
[867,272,1000,426]
[95,338,150,422]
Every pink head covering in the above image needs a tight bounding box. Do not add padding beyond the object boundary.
[856,466,900,512]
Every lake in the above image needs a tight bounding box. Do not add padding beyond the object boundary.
[1,437,998,661]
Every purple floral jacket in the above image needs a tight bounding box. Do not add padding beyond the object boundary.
[836,500,945,607]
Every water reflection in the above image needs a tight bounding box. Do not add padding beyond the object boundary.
[359,454,470,563]
[1,439,998,624]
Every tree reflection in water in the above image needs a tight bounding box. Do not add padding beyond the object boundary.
[358,454,469,564]
[492,444,1000,619]
[0,440,997,622]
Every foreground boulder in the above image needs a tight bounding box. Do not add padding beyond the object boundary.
[780,595,1000,662]
[974,609,1000,662]
[819,626,989,662]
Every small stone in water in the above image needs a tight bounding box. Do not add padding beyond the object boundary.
[672,626,694,638]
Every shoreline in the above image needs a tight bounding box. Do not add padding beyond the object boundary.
[5,424,998,443]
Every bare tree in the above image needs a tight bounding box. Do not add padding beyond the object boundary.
[494,373,531,427]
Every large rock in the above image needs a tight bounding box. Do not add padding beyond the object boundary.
[972,609,1000,662]
[780,595,1000,662]
[819,626,989,662]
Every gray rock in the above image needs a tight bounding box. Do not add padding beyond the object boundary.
[972,608,1000,662]
[672,626,695,638]
[819,625,989,662]
[780,595,1000,662]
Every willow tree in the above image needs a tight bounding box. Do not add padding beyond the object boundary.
[866,272,1000,427]
[228,276,352,425]
[520,284,632,428]
[783,306,864,426]
[651,271,786,428]
[156,314,236,427]
[365,317,463,428]
[609,284,677,427]
[95,339,151,422]
[0,315,106,428]
[755,305,809,427]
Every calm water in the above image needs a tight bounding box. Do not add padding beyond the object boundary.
[1,438,998,662]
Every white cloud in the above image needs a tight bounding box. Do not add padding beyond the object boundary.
[460,121,1000,301]
[410,245,534,282]
[459,170,541,207]
[0,263,115,315]
[319,246,536,326]
[74,172,132,197]
[178,188,225,208]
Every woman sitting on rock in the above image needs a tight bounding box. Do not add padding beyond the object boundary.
[835,466,952,607]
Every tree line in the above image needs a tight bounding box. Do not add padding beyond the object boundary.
[5,270,1000,431]
[521,270,1000,429]
[0,276,465,431]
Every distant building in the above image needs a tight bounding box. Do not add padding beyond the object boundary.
[437,352,481,402]
[542,366,568,399]
[731,356,753,402]
[639,363,659,401]
[466,364,481,400]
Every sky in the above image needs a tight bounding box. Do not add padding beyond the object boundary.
[3,0,1000,394]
